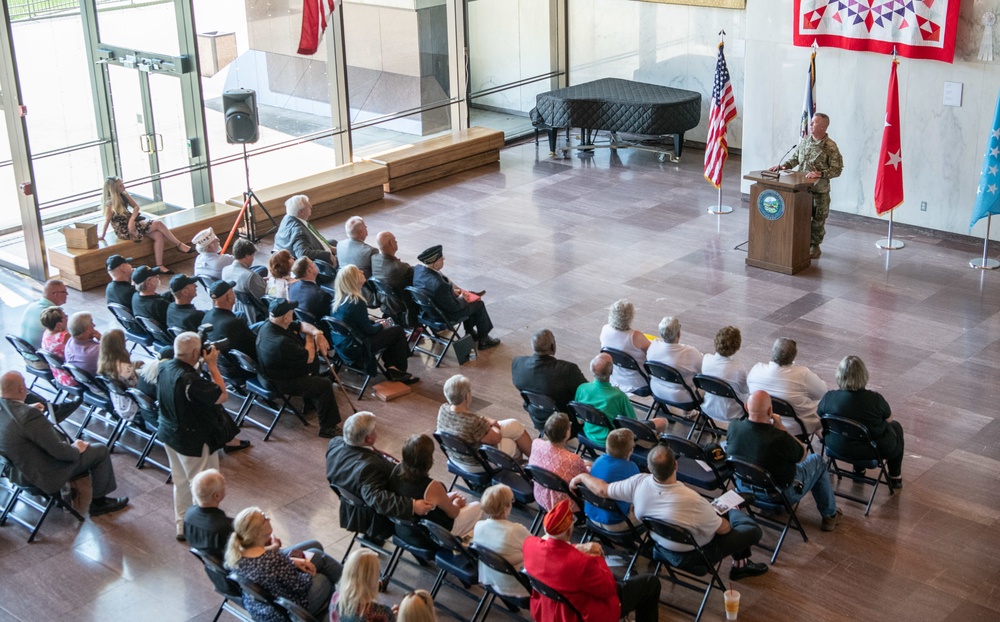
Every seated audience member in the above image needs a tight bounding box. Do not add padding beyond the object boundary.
[522,499,661,622]
[511,328,587,415]
[105,255,135,310]
[584,428,640,532]
[818,355,905,487]
[747,338,827,435]
[166,274,205,332]
[202,280,258,377]
[575,353,666,446]
[0,371,128,517]
[331,265,417,384]
[226,506,343,622]
[64,312,102,375]
[287,256,332,322]
[20,279,69,348]
[330,549,395,622]
[266,250,296,299]
[97,329,140,422]
[396,590,436,622]
[131,265,169,326]
[274,194,336,264]
[326,412,433,542]
[137,347,171,400]
[472,484,531,599]
[192,227,234,280]
[256,298,340,438]
[389,434,483,540]
[372,231,413,290]
[337,216,378,277]
[647,316,703,405]
[700,325,750,423]
[598,298,650,394]
[572,445,769,581]
[412,245,499,350]
[40,307,74,387]
[222,239,267,321]
[726,390,842,531]
[436,374,531,470]
[528,413,589,511]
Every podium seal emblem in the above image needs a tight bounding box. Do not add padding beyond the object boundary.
[757,190,784,221]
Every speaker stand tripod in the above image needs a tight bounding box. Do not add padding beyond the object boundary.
[239,143,278,243]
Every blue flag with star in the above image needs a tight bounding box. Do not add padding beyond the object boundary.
[972,89,1000,228]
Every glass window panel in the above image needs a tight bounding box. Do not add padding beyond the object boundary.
[97,1,180,55]
[0,113,29,270]
[32,148,105,211]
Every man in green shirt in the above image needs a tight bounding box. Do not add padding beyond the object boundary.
[574,353,666,445]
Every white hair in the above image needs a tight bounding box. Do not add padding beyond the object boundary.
[345,216,365,239]
[285,194,311,218]
[173,332,201,359]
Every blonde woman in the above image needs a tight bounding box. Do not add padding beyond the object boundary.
[226,507,342,622]
[396,590,436,622]
[331,265,417,385]
[97,329,140,422]
[598,299,650,394]
[331,549,395,622]
[99,176,193,273]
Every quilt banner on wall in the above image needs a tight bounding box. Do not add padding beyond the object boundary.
[793,0,961,63]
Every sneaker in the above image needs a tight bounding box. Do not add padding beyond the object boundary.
[810,245,822,259]
[89,496,129,517]
[821,508,843,532]
[478,336,501,350]
[729,560,769,581]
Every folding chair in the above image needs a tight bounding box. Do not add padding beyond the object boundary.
[479,445,542,534]
[188,548,254,622]
[381,516,440,591]
[421,520,479,598]
[693,373,747,425]
[519,390,559,437]
[644,361,718,441]
[405,286,473,367]
[727,457,808,563]
[612,416,659,471]
[234,291,268,324]
[662,434,731,495]
[432,431,495,493]
[5,334,62,398]
[228,350,308,441]
[62,364,121,447]
[600,346,654,409]
[136,316,174,349]
[0,456,85,543]
[369,277,418,330]
[821,414,897,516]
[321,316,387,399]
[101,375,163,470]
[525,572,585,621]
[328,484,393,563]
[275,597,318,622]
[229,572,286,621]
[107,303,157,356]
[523,465,583,521]
[124,388,171,479]
[643,517,727,622]
[313,259,338,293]
[771,396,814,450]
[575,485,646,579]
[567,400,612,458]
[469,543,532,622]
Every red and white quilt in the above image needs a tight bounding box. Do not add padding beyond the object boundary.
[793,0,961,63]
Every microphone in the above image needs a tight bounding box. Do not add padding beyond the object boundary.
[762,144,798,179]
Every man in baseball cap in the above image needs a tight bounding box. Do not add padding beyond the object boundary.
[166,274,204,332]
[131,266,169,326]
[106,255,135,310]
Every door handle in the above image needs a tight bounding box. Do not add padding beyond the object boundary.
[154,133,164,152]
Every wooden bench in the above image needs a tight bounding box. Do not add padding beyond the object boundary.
[226,162,388,224]
[49,202,241,291]
[364,127,505,193]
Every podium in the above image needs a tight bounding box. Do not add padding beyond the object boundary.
[743,170,817,275]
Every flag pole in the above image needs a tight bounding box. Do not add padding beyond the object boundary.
[706,29,734,215]
[970,214,1000,269]
[875,49,904,250]
[876,210,905,249]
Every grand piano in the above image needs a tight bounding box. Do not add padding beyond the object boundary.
[531,78,702,162]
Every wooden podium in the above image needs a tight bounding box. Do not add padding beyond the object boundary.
[743,170,817,274]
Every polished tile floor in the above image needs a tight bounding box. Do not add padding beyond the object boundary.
[2,139,1000,621]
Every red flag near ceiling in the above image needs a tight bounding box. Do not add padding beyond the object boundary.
[874,58,903,215]
[298,0,338,56]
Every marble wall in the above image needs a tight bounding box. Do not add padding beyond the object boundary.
[741,0,1000,239]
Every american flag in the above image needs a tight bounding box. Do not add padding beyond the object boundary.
[704,41,737,189]
[298,0,340,56]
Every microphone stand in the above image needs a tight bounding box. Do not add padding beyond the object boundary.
[762,143,798,179]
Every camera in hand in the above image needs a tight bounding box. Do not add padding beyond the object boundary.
[196,323,229,355]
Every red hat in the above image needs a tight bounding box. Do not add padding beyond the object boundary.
[543,499,574,536]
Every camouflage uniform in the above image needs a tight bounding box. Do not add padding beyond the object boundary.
[782,134,843,247]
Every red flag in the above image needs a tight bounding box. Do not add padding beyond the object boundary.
[874,59,903,215]
[704,41,737,189]
[298,0,339,56]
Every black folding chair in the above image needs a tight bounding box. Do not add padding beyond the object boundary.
[228,350,308,441]
[612,416,658,471]
[575,485,646,579]
[567,400,612,458]
[600,346,654,408]
[405,286,473,367]
[125,388,171,480]
[771,396,815,450]
[821,414,897,516]
[479,445,542,534]
[274,597,318,622]
[5,334,62,398]
[369,277,417,328]
[421,520,479,598]
[381,516,440,591]
[525,572,585,621]
[321,316,387,399]
[662,434,730,495]
[100,375,164,471]
[643,517,727,622]
[107,303,157,356]
[188,548,254,622]
[235,291,268,324]
[469,543,532,622]
[229,572,288,622]
[136,316,174,349]
[0,456,85,543]
[693,373,747,425]
[727,457,808,563]
[519,390,559,437]
[328,484,393,563]
[645,361,719,441]
[62,364,121,447]
[433,431,495,493]
[523,465,583,523]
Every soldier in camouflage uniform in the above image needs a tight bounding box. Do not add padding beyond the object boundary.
[770,113,843,259]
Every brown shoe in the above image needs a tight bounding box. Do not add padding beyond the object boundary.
[821,508,843,532]
[810,245,822,259]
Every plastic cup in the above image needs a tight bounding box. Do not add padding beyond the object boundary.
[724,589,740,620]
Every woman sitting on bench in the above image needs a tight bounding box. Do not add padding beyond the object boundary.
[99,176,194,274]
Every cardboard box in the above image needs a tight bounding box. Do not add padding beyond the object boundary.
[62,223,98,249]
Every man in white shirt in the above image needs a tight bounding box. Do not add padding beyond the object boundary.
[647,316,703,405]
[746,338,827,435]
[571,445,768,582]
